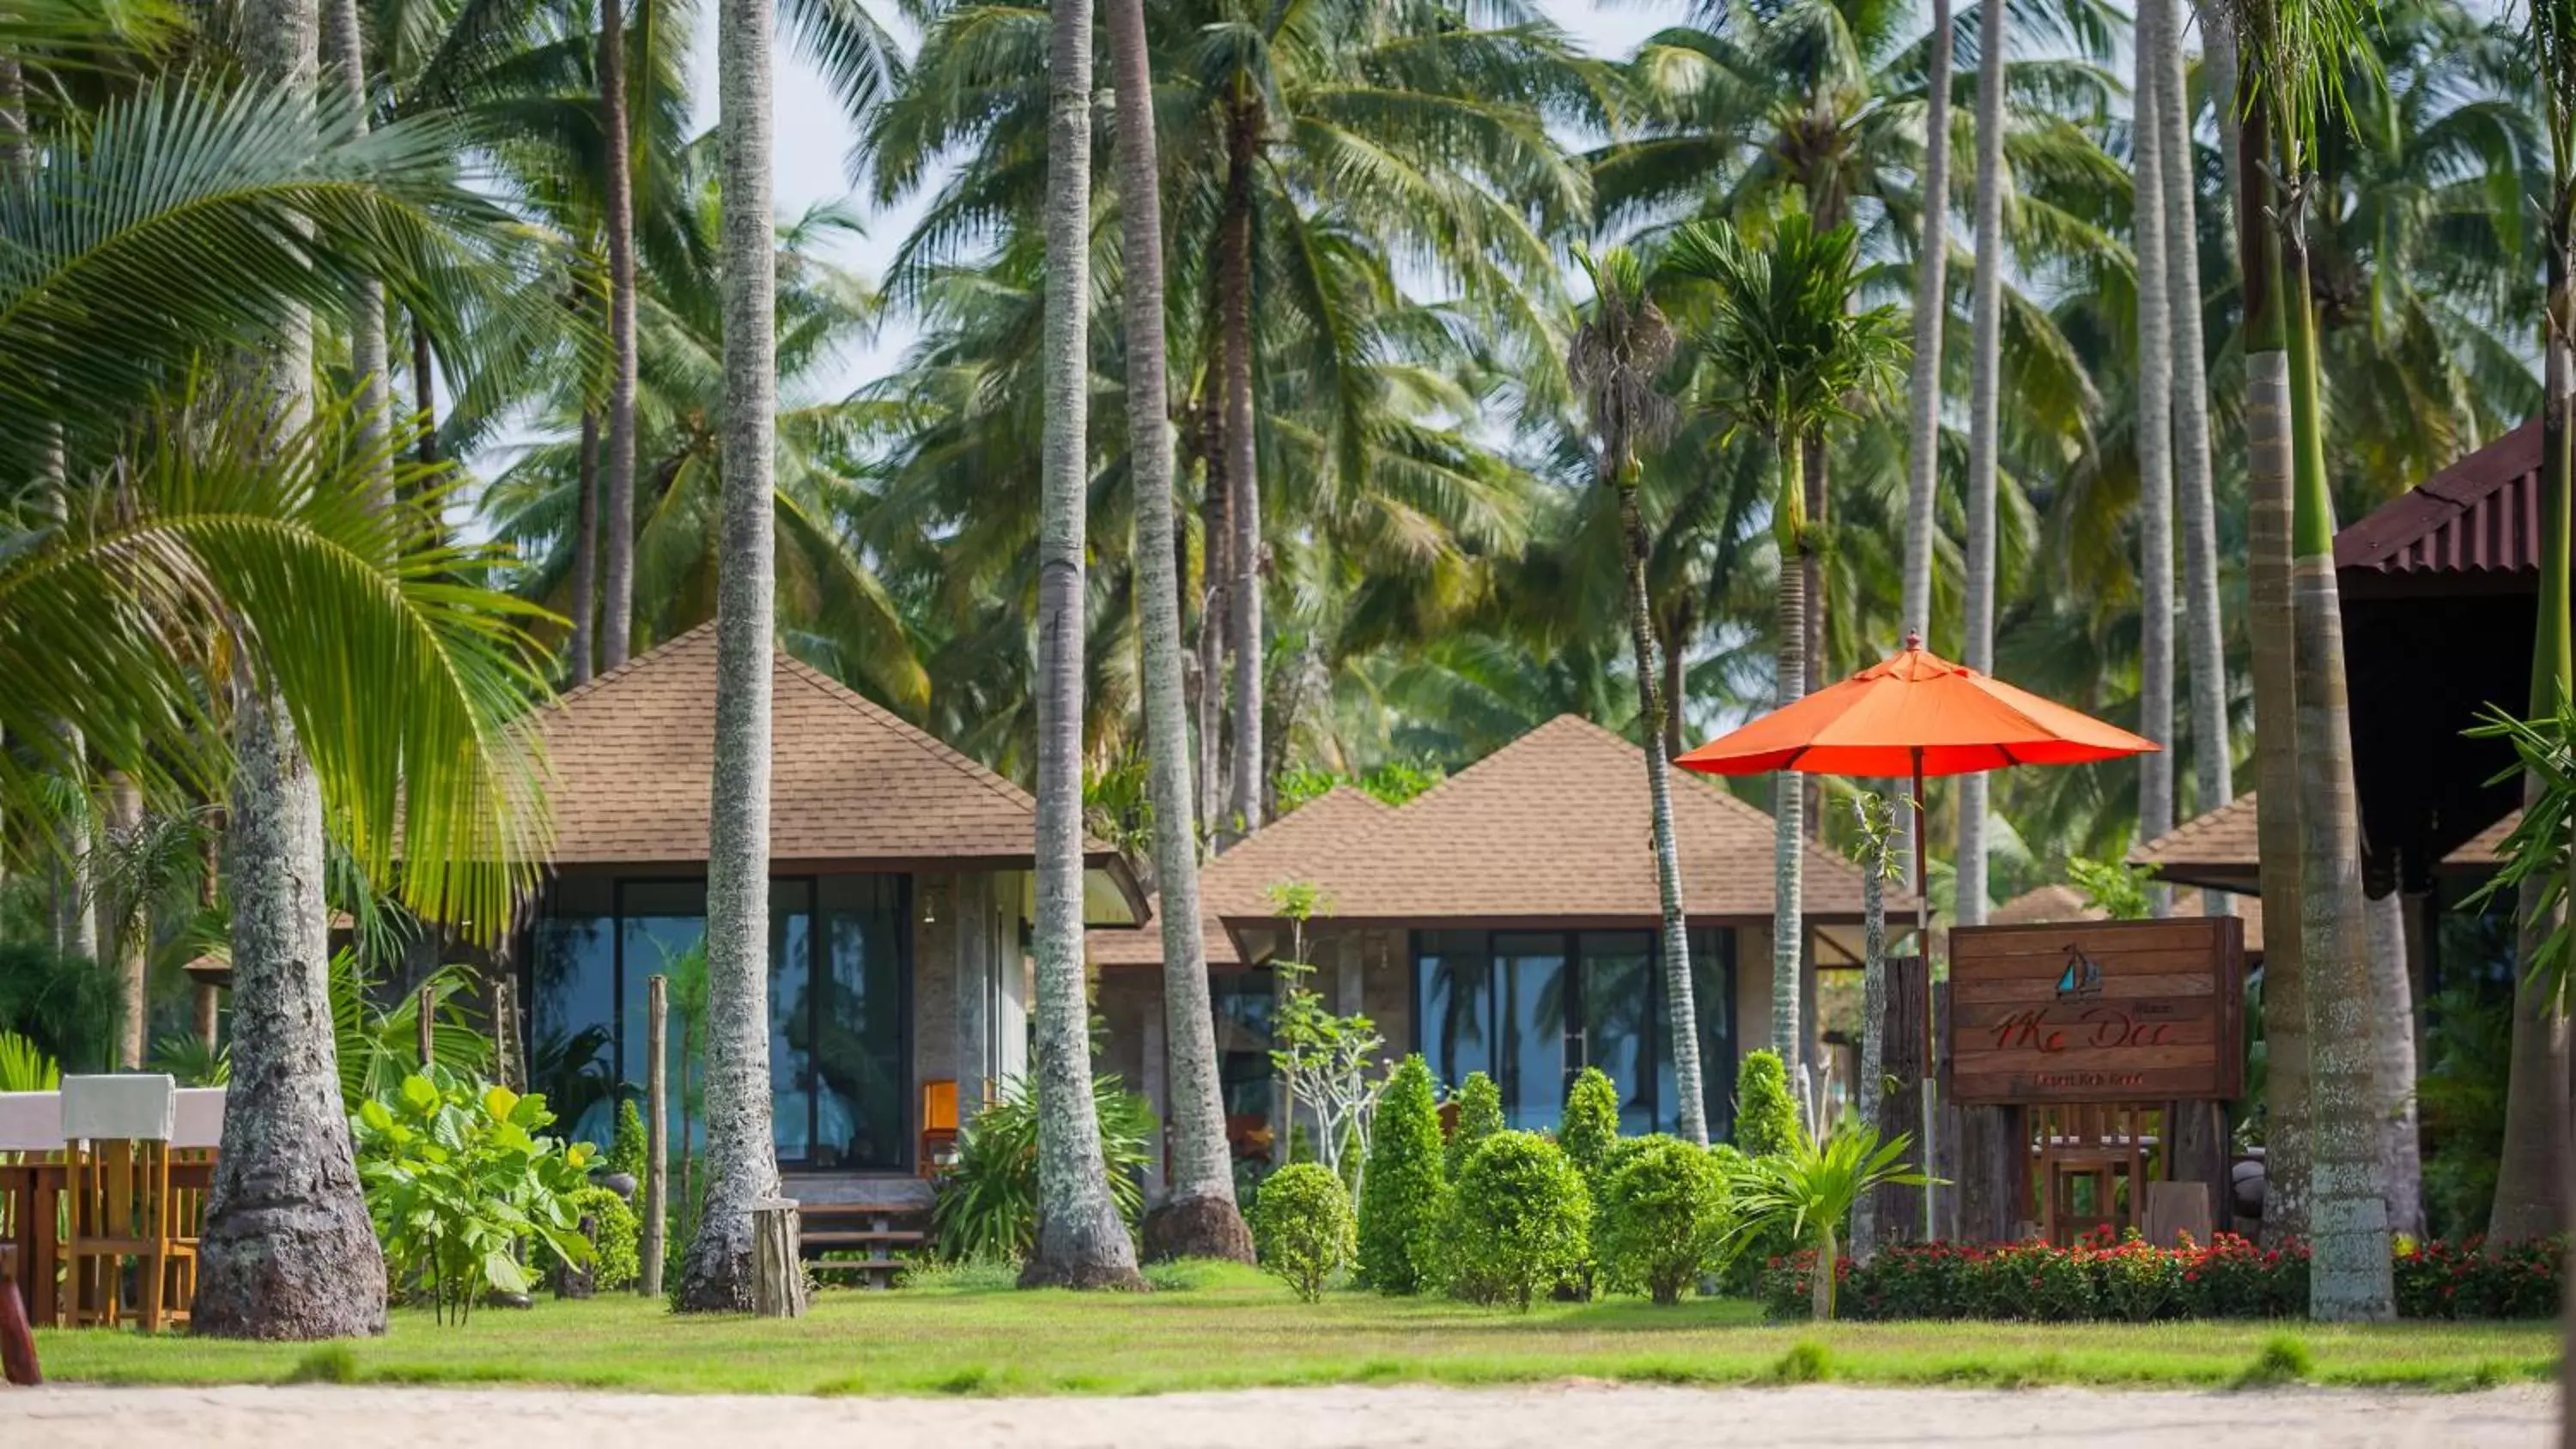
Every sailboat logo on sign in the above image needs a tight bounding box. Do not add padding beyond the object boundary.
[2054,944,2105,1001]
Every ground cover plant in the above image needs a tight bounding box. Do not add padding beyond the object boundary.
[32,1263,2554,1395]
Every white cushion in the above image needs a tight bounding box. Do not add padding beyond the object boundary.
[0,1091,58,1151]
[59,1074,177,1143]
[173,1088,226,1149]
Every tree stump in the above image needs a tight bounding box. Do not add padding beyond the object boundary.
[0,1276,40,1386]
[555,1213,598,1300]
[751,1198,805,1319]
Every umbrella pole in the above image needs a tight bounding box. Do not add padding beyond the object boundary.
[1914,749,1936,1241]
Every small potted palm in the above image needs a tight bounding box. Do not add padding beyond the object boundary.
[1727,1078,1933,1321]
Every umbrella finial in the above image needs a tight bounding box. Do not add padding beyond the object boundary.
[1904,629,1923,652]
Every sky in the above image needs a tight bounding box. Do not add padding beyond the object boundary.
[685,0,1689,403]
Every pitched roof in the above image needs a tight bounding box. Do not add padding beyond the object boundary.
[2334,418,2544,584]
[1983,883,2263,955]
[1204,716,1886,925]
[535,625,1101,867]
[1086,912,1242,969]
[2129,790,2506,888]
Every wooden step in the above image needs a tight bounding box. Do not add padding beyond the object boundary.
[801,1228,924,1248]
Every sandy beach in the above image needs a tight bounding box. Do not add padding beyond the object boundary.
[6,1380,2550,1448]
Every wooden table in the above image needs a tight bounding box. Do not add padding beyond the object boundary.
[0,1154,215,1328]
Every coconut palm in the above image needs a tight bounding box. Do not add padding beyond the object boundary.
[2489,0,2576,1249]
[1662,209,1907,1106]
[1567,245,1706,1146]
[2134,0,2176,906]
[2228,0,2394,1320]
[671,0,788,1312]
[1106,0,1252,1263]
[1899,0,1954,644]
[1956,0,2011,942]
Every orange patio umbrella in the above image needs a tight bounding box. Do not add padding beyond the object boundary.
[1676,634,2156,1229]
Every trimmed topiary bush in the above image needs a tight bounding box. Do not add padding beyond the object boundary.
[1448,1130,1590,1310]
[1445,1071,1504,1179]
[1358,1054,1448,1294]
[1732,1049,1798,1158]
[1558,1067,1619,1179]
[607,1098,649,1185]
[567,1185,641,1291]
[1252,1161,1356,1301]
[1600,1135,1730,1304]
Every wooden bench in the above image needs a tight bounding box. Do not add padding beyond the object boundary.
[796,1203,926,1290]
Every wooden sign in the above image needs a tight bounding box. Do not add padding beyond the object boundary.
[1946,917,2245,1105]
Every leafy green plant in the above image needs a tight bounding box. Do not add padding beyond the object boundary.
[1557,1066,1620,1298]
[0,1029,60,1092]
[1727,1122,1929,1320]
[2066,857,2159,920]
[0,939,118,1074]
[333,953,495,1110]
[931,1075,1157,1263]
[148,1033,229,1086]
[1251,1161,1355,1301]
[1269,960,1385,1188]
[1447,1130,1590,1310]
[564,1185,641,1292]
[349,1070,596,1325]
[1357,1054,1448,1294]
[1600,1135,1733,1304]
[1444,1070,1503,1179]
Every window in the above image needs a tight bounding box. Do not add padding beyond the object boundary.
[529,873,910,1170]
[1411,927,1735,1138]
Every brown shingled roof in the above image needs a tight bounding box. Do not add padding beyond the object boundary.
[536,625,1112,870]
[2334,418,2543,582]
[2130,791,2506,892]
[1206,716,1886,926]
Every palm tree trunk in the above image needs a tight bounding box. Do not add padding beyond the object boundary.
[2236,82,2310,1251]
[1810,1221,1837,1320]
[1852,847,1886,1258]
[1111,0,1252,1264]
[2283,216,2391,1321]
[1219,107,1264,842]
[1955,0,2007,938]
[1659,603,1689,762]
[672,0,783,1313]
[570,409,601,684]
[1772,439,1807,1101]
[1197,470,1227,834]
[1801,431,1827,846]
[104,771,144,1070]
[194,0,386,1343]
[2134,0,2177,916]
[2159,0,2232,906]
[2365,883,2423,1240]
[2197,3,2242,233]
[2492,228,2574,1245]
[1898,0,1952,644]
[599,0,640,670]
[1622,480,1704,1146]
[1023,0,1143,1290]
[320,0,386,505]
[410,317,438,469]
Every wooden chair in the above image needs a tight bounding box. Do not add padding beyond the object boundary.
[2032,1103,2157,1246]
[66,1137,197,1331]
[918,1079,961,1178]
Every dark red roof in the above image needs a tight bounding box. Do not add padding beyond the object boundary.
[2334,418,2543,581]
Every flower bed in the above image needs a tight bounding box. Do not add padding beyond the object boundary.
[1760,1231,2561,1322]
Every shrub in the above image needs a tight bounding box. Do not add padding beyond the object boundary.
[1731,1050,1798,1158]
[931,1074,1157,1262]
[1448,1131,1590,1310]
[1444,1071,1503,1179]
[2096,1230,2186,1322]
[566,1185,641,1292]
[1252,1162,1355,1301]
[1558,1067,1619,1180]
[1599,1135,1729,1304]
[2393,1237,2561,1320]
[606,1098,649,1184]
[350,1070,595,1325]
[1358,1055,1448,1294]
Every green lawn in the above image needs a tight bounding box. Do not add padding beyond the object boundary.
[32,1262,2557,1397]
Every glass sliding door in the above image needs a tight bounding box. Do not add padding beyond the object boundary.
[1411,926,1737,1138]
[619,880,708,1160]
[529,876,617,1143]
[768,881,816,1162]
[817,876,906,1170]
[1496,934,1570,1131]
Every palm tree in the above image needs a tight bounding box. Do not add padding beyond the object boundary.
[2489,0,2576,1249]
[2233,0,2393,1320]
[1107,0,1253,1264]
[1663,209,1907,1106]
[2134,0,2176,909]
[672,0,787,1312]
[1899,0,1954,642]
[1956,0,2011,942]
[601,0,641,672]
[1021,0,1142,1292]
[1567,246,1705,1146]
[1566,246,1710,1148]
[2154,0,2230,903]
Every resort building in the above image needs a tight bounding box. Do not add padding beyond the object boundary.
[513,625,1142,1195]
[1089,714,1893,1186]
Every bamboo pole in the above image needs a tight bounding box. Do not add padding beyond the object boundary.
[416,985,434,1070]
[641,973,669,1297]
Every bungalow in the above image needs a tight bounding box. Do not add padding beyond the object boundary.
[513,625,1141,1196]
[1090,714,1893,1172]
